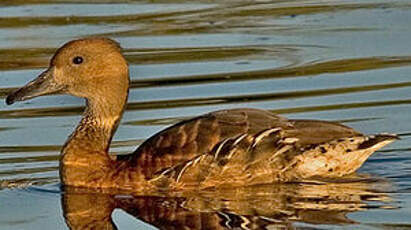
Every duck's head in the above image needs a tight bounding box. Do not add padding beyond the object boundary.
[6,38,129,106]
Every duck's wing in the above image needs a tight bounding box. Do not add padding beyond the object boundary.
[123,108,362,179]
[150,127,396,189]
[123,108,288,178]
[283,119,363,146]
[148,117,397,189]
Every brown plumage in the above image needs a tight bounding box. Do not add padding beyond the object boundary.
[5,37,398,191]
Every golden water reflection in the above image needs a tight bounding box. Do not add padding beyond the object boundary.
[62,177,394,230]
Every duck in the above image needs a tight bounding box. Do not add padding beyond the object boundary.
[5,37,398,191]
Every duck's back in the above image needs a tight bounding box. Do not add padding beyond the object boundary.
[124,108,361,180]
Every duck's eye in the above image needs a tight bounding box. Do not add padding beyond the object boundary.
[72,56,83,65]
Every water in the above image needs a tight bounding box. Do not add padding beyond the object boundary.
[0,0,410,229]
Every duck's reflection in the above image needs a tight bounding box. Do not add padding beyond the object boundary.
[62,178,393,230]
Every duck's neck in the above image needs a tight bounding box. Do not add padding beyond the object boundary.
[60,91,127,187]
[72,98,123,152]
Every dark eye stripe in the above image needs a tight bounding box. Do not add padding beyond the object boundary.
[72,56,83,65]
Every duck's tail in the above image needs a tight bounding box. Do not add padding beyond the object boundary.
[293,133,399,180]
[358,133,399,150]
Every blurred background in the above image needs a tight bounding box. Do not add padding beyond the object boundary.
[0,0,410,229]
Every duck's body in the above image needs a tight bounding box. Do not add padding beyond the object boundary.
[6,38,397,191]
[62,107,394,190]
